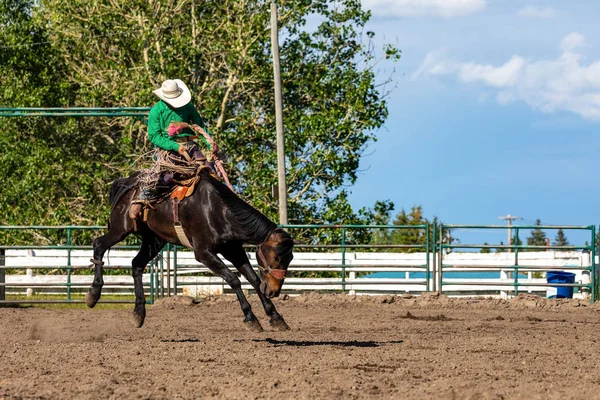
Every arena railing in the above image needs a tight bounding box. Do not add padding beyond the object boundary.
[0,224,596,303]
[0,107,150,117]
[168,224,431,297]
[0,224,431,304]
[437,224,596,302]
[0,226,161,305]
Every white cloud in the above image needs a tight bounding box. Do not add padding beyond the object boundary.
[517,5,556,18]
[560,32,586,53]
[361,0,486,18]
[413,33,600,120]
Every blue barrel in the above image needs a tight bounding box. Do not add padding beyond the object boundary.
[546,271,576,299]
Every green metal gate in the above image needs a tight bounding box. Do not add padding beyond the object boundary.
[435,224,596,301]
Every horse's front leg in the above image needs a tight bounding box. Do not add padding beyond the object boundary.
[220,247,290,331]
[194,249,263,332]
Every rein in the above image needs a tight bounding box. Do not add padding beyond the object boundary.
[190,124,233,191]
[166,122,233,191]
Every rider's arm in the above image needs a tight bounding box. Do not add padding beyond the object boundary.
[148,105,180,152]
[190,105,208,132]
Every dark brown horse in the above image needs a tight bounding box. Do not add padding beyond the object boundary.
[86,168,294,332]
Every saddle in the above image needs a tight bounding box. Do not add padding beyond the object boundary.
[131,166,215,247]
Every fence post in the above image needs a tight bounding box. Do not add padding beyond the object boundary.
[513,228,520,297]
[174,245,178,296]
[426,224,430,292]
[0,249,5,301]
[66,228,72,301]
[341,228,346,293]
[437,224,443,294]
[592,226,597,303]
[26,249,33,297]
[431,223,437,292]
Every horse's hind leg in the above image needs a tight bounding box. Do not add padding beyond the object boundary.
[85,227,131,308]
[131,234,165,328]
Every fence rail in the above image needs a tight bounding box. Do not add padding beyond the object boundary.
[0,224,596,304]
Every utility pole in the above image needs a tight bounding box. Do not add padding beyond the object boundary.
[270,0,288,225]
[498,214,523,253]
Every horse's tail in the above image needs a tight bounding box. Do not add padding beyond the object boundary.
[109,179,121,205]
[109,173,140,211]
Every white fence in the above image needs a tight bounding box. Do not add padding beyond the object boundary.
[1,249,595,300]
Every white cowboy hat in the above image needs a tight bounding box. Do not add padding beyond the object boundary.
[152,79,191,108]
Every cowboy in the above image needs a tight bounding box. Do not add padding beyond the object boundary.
[129,79,209,219]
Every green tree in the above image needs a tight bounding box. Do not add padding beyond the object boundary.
[0,0,98,245]
[526,219,547,250]
[513,235,523,247]
[40,0,400,222]
[368,201,396,246]
[370,205,443,253]
[496,241,506,253]
[480,243,491,253]
[1,0,401,244]
[552,229,570,247]
[496,236,522,252]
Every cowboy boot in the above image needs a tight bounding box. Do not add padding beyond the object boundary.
[129,200,146,220]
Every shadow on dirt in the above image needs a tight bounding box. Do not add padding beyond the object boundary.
[246,338,404,348]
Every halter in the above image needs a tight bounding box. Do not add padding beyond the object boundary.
[256,241,286,281]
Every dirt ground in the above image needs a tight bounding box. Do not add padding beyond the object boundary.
[1,293,600,399]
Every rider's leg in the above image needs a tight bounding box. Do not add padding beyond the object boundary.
[128,189,152,220]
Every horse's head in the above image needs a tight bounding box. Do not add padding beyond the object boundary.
[256,228,294,298]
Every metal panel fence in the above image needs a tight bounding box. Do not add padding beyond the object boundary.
[0,224,596,304]
[437,224,596,300]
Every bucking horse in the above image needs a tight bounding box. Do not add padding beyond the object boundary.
[86,167,294,332]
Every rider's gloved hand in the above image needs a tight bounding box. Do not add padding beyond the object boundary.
[177,145,192,161]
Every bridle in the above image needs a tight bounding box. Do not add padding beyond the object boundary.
[256,241,287,281]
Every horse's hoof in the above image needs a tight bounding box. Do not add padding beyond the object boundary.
[270,318,290,331]
[244,320,264,333]
[85,291,99,308]
[132,312,145,328]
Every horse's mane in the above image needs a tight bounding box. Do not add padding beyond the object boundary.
[205,173,277,243]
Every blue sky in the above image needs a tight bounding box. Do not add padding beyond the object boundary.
[347,0,600,245]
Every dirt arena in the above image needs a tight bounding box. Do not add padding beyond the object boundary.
[1,293,600,399]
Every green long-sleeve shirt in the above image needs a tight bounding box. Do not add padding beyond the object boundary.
[147,100,208,152]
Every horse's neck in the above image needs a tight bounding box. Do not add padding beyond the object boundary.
[199,179,274,245]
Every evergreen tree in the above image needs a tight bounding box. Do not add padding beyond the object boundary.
[511,235,523,249]
[480,242,491,254]
[367,201,395,246]
[526,219,547,250]
[552,229,570,247]
[371,205,441,253]
[496,241,506,253]
[388,206,428,252]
